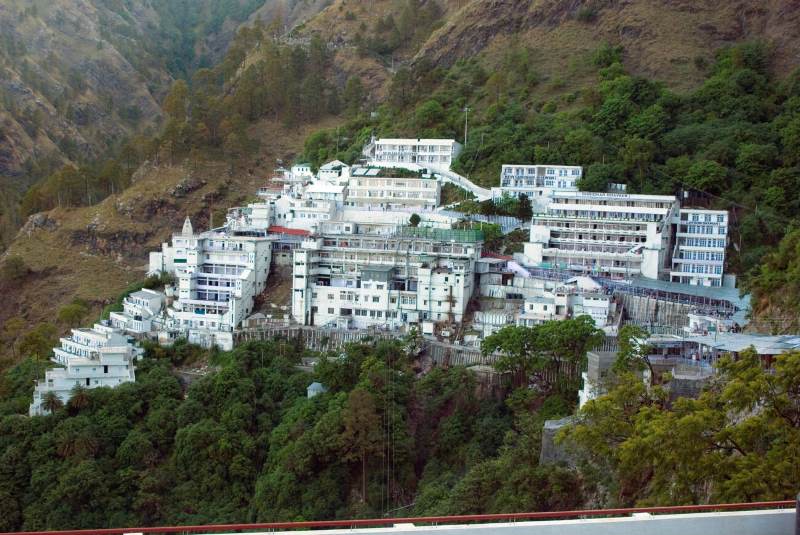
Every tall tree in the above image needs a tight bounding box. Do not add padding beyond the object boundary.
[343,76,365,117]
[162,80,189,121]
[340,388,383,502]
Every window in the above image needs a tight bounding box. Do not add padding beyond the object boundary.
[327,308,334,314]
[372,296,380,303]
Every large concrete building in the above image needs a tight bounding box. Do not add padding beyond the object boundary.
[670,208,728,286]
[523,191,679,280]
[149,217,273,349]
[291,227,483,330]
[363,138,463,172]
[520,191,729,287]
[491,164,582,205]
[346,168,441,210]
[30,322,138,416]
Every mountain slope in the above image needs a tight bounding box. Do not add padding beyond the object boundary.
[5,0,800,350]
[0,117,339,338]
[0,0,168,182]
[297,0,800,102]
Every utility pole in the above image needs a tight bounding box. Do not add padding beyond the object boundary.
[463,106,471,147]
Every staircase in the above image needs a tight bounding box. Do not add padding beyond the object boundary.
[434,168,492,201]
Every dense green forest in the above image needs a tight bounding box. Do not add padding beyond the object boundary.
[0,325,797,530]
[0,336,582,530]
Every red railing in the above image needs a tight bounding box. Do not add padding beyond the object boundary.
[4,500,794,535]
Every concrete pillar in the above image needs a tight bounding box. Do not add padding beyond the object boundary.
[795,492,799,535]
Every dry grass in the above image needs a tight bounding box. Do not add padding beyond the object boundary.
[1,117,341,353]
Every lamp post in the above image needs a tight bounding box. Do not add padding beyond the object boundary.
[463,106,471,147]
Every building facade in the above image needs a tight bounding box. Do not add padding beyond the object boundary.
[30,322,138,416]
[291,227,483,330]
[150,217,273,349]
[670,208,728,286]
[109,288,165,335]
[491,164,582,205]
[346,173,441,210]
[523,192,678,280]
[364,138,463,172]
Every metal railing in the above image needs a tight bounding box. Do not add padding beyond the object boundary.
[1,500,793,535]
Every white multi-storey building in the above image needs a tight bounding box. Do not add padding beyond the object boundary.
[346,170,441,210]
[363,138,463,172]
[491,164,582,206]
[520,190,730,285]
[109,288,165,335]
[304,181,346,204]
[318,160,350,183]
[291,227,482,329]
[289,163,314,182]
[670,208,728,287]
[30,322,138,416]
[149,217,274,349]
[271,196,337,231]
[523,192,678,280]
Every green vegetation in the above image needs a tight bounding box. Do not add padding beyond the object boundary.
[563,349,800,505]
[1,322,796,528]
[0,338,580,530]
[1,255,28,281]
[353,0,444,60]
[482,318,604,394]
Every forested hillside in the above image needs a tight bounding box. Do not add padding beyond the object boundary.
[2,1,800,529]
[0,337,579,529]
[0,331,796,530]
[0,23,349,351]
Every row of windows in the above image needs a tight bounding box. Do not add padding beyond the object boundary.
[318,308,401,319]
[181,319,219,328]
[682,238,726,248]
[196,277,235,287]
[687,213,725,223]
[679,251,724,261]
[679,264,723,274]
[686,225,726,235]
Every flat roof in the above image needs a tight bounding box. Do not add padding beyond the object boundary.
[553,191,677,202]
[376,138,458,144]
[650,332,800,355]
[129,289,161,299]
[502,163,583,169]
[305,182,344,194]
[628,276,747,306]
